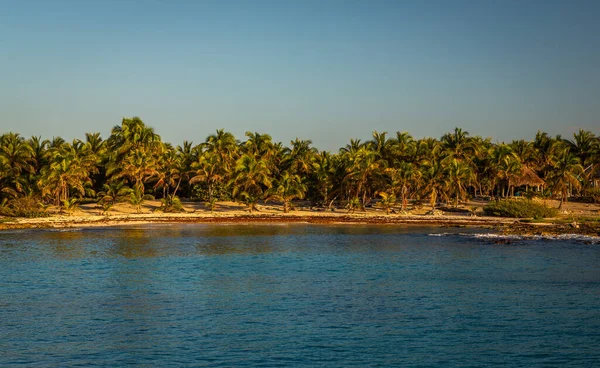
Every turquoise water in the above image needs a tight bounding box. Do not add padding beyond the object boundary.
[1,224,599,367]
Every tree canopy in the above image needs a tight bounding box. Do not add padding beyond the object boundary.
[1,117,599,214]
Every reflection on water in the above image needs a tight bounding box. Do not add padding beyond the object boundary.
[1,224,599,367]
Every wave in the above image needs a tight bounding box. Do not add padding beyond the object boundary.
[428,232,600,244]
[47,228,84,233]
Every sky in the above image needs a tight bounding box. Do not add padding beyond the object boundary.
[1,0,599,150]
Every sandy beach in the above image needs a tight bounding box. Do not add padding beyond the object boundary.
[2,199,599,236]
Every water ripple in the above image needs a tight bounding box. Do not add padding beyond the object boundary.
[1,224,599,367]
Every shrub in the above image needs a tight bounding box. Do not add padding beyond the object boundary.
[0,197,48,218]
[205,198,218,213]
[345,197,361,213]
[483,199,558,219]
[159,196,185,213]
[61,198,79,214]
[586,188,600,204]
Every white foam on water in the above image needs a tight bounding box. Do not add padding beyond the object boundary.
[428,232,600,244]
[47,228,83,232]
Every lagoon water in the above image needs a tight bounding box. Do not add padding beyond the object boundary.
[1,224,599,367]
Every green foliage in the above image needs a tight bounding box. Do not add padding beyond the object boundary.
[345,197,361,213]
[265,171,307,212]
[376,192,396,215]
[100,201,113,215]
[483,199,558,219]
[0,197,48,218]
[1,124,600,218]
[76,197,99,205]
[98,180,132,205]
[130,188,154,213]
[582,188,600,204]
[159,196,185,213]
[191,182,231,202]
[61,198,79,214]
[205,197,218,213]
[239,192,260,213]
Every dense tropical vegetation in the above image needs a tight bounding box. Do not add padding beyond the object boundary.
[1,117,599,216]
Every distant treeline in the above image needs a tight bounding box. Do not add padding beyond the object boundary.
[1,117,599,214]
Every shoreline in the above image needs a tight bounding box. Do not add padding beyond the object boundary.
[1,212,514,229]
[2,211,598,237]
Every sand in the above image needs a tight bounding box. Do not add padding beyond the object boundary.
[1,199,599,235]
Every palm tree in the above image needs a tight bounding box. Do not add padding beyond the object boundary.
[85,132,105,155]
[312,151,335,206]
[107,117,161,156]
[392,131,416,162]
[154,146,186,204]
[387,161,419,211]
[109,147,158,195]
[533,131,562,180]
[243,132,274,158]
[205,197,218,213]
[440,127,478,163]
[415,137,441,163]
[447,159,474,206]
[129,186,152,214]
[340,138,364,155]
[377,191,396,215]
[344,147,384,208]
[49,137,65,149]
[38,143,93,206]
[266,171,307,213]
[510,139,537,167]
[498,158,522,198]
[98,180,132,205]
[369,131,394,164]
[568,130,599,194]
[106,118,162,192]
[230,154,272,212]
[28,136,50,178]
[470,138,492,198]
[548,148,584,209]
[203,129,238,175]
[176,140,195,198]
[488,144,521,198]
[0,133,34,196]
[190,151,223,202]
[420,159,448,210]
[286,138,316,175]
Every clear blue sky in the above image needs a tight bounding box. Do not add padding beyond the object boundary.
[1,0,599,150]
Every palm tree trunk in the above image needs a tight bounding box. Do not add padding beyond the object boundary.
[328,196,337,211]
[208,182,214,202]
[172,177,182,201]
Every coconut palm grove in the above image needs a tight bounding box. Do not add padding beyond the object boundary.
[0,117,599,216]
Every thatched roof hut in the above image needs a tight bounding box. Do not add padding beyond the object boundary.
[509,166,545,187]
